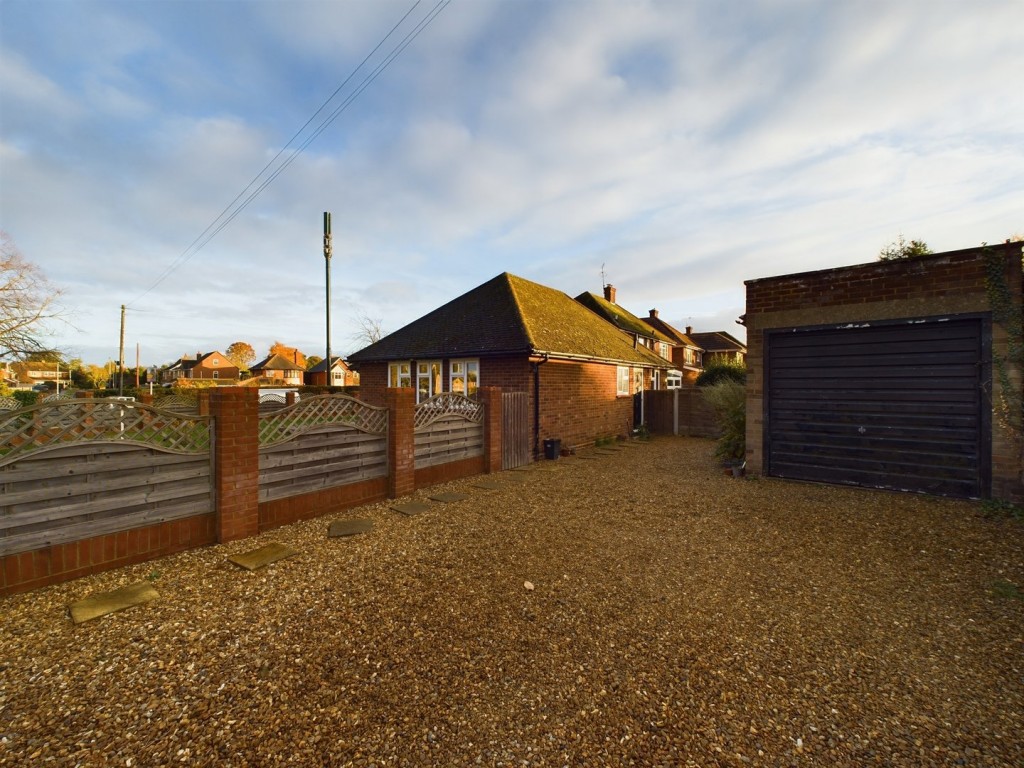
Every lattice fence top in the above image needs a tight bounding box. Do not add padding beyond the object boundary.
[259,393,287,405]
[0,396,20,411]
[41,390,77,402]
[414,392,484,430]
[258,394,387,446]
[0,399,212,464]
[154,394,199,413]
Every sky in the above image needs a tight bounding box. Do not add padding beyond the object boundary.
[1,0,1022,367]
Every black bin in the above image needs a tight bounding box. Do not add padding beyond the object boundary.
[543,438,561,460]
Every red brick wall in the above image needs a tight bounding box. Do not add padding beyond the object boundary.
[260,478,387,531]
[537,359,635,449]
[387,387,416,498]
[414,456,485,488]
[1,515,216,596]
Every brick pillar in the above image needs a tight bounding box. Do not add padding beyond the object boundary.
[76,391,94,399]
[286,392,297,406]
[478,386,503,473]
[387,387,415,499]
[211,387,260,542]
[139,393,154,405]
[197,390,212,416]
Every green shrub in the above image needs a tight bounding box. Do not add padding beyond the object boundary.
[701,379,745,462]
[696,359,746,387]
[13,390,38,407]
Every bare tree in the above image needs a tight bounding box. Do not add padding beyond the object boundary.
[350,311,385,350]
[0,232,64,361]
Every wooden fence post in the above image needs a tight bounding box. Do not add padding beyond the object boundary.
[211,387,260,542]
[386,387,415,498]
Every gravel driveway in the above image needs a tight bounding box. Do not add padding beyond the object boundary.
[2,437,1022,767]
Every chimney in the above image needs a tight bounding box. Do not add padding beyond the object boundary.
[685,326,693,336]
[293,351,299,364]
[196,351,201,359]
[649,308,658,319]
[604,284,616,303]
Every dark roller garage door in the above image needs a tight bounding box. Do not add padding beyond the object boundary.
[765,317,989,498]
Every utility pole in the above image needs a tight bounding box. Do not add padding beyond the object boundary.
[135,342,140,387]
[324,212,333,384]
[118,304,126,396]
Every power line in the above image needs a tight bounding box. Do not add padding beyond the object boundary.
[129,0,450,307]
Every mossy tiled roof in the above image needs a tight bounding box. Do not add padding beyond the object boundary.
[348,273,666,367]
[641,315,700,348]
[574,293,676,345]
[688,331,747,353]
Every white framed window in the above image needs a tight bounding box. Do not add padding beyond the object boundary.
[666,370,682,389]
[332,369,343,384]
[388,362,412,388]
[212,370,219,379]
[416,361,441,402]
[616,366,630,396]
[633,368,643,394]
[450,359,479,397]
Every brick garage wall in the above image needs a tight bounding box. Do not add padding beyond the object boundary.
[1,515,216,597]
[744,243,1023,500]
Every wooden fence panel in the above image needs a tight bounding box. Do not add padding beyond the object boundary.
[258,428,387,502]
[414,416,484,469]
[0,442,213,557]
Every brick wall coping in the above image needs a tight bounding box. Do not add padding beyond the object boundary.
[744,244,1014,287]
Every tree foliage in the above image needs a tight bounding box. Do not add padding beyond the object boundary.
[1,232,64,361]
[225,341,256,369]
[877,235,933,261]
[695,358,746,387]
[305,355,323,371]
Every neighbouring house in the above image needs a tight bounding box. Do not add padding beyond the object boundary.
[305,356,359,387]
[744,242,1023,502]
[686,329,747,365]
[14,363,72,390]
[641,309,704,385]
[249,353,304,386]
[160,351,239,385]
[573,285,679,389]
[347,272,668,454]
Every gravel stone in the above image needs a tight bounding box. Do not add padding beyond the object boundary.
[1,437,1022,767]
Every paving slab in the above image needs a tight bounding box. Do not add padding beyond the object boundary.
[471,480,505,490]
[228,542,299,571]
[328,518,374,537]
[391,500,431,516]
[69,581,159,624]
[577,454,602,460]
[429,492,471,503]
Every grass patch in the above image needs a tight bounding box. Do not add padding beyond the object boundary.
[981,499,1024,522]
[991,579,1024,601]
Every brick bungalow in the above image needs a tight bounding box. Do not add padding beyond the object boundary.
[347,272,667,454]
[305,356,359,387]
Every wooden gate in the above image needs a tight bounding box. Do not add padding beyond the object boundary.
[502,392,530,469]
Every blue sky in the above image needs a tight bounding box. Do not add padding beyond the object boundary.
[2,0,1022,366]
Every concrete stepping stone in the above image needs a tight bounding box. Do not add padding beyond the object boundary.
[471,480,505,490]
[328,518,374,537]
[228,542,298,571]
[429,492,470,503]
[391,500,431,516]
[69,581,159,624]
